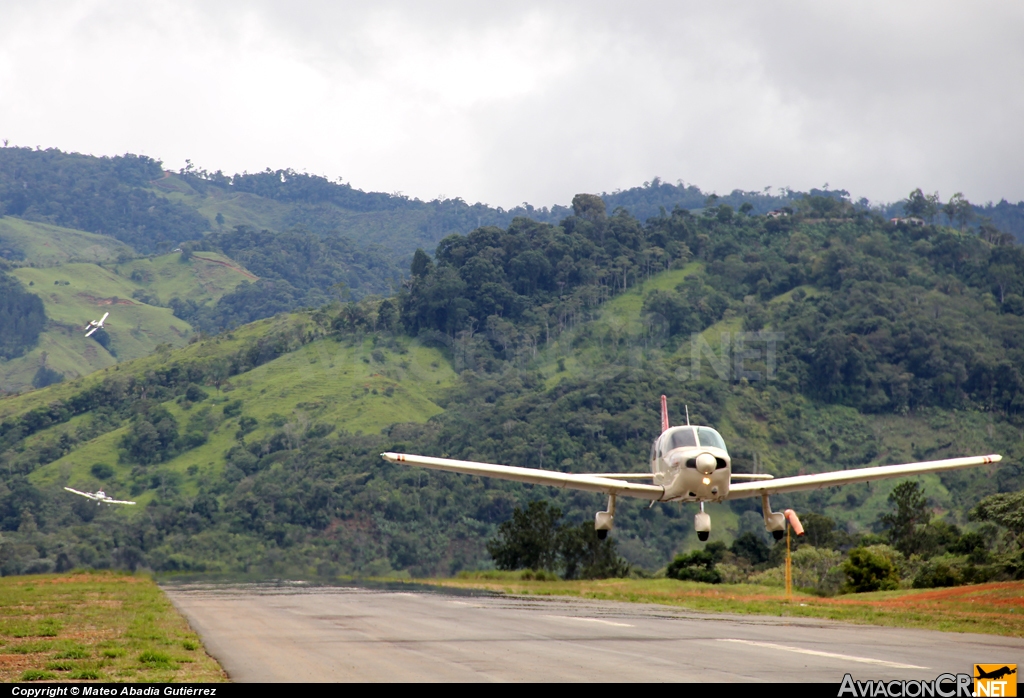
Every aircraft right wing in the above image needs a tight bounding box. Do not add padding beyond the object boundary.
[381,452,665,501]
[64,487,97,500]
[85,327,98,337]
[725,454,1002,500]
[106,498,136,505]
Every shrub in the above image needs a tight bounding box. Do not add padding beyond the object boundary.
[90,463,114,480]
[730,532,770,565]
[184,384,208,402]
[666,542,727,584]
[913,559,961,588]
[842,546,901,592]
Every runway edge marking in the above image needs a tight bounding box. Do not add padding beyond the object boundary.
[545,615,635,628]
[716,638,928,669]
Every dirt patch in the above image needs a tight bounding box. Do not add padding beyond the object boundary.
[75,294,137,306]
[191,254,258,280]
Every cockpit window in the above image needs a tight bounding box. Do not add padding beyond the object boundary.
[661,428,696,454]
[697,427,727,453]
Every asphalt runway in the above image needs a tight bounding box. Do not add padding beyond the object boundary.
[163,583,1023,682]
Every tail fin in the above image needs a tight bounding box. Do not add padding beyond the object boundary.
[661,395,669,433]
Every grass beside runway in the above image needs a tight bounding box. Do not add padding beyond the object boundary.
[0,571,226,682]
[425,573,1024,638]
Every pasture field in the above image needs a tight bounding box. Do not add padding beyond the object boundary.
[430,573,1024,638]
[0,216,131,265]
[27,332,456,505]
[2,249,253,393]
[0,571,225,682]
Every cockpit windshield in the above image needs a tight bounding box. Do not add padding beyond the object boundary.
[697,427,728,453]
[661,427,696,454]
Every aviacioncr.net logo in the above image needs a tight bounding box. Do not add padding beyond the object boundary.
[838,673,973,697]
[974,664,1017,697]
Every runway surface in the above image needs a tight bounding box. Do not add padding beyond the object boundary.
[163,582,1024,682]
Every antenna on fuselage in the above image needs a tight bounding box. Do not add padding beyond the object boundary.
[661,395,670,433]
[685,405,690,426]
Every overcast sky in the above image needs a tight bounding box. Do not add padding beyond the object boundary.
[2,1,1022,208]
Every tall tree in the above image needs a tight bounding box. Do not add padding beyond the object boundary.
[880,482,930,555]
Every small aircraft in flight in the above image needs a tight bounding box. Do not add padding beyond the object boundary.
[84,312,109,337]
[64,487,136,506]
[382,396,1002,541]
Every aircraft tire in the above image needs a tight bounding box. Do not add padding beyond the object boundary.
[772,529,784,541]
[697,531,709,542]
[597,529,608,540]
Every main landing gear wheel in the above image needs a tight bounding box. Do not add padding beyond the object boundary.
[772,529,785,541]
[597,529,608,540]
[697,531,709,542]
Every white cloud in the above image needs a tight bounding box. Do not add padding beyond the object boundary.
[0,0,1021,208]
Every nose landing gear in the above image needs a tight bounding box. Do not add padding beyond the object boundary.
[695,502,711,541]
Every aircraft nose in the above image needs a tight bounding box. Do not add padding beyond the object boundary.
[695,453,717,475]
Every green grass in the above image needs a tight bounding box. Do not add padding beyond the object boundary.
[426,575,1024,638]
[5,263,193,392]
[0,571,225,682]
[2,250,253,393]
[114,251,255,308]
[27,330,456,505]
[0,216,132,265]
[0,308,287,420]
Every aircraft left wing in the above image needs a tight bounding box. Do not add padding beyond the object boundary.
[64,487,97,500]
[106,498,136,505]
[725,454,1001,500]
[381,453,664,501]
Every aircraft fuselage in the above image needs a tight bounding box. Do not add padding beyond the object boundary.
[650,426,731,503]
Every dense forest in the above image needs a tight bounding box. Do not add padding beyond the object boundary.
[0,148,209,253]
[0,190,1021,586]
[0,269,46,360]
[399,193,1024,417]
[172,226,402,332]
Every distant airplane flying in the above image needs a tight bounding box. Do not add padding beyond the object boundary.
[382,395,1002,541]
[64,487,135,506]
[84,312,109,337]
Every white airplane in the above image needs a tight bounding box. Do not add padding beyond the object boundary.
[382,396,1002,541]
[64,487,136,506]
[84,312,109,337]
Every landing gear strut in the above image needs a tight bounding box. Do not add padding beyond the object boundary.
[695,502,711,542]
[762,493,786,540]
[595,494,616,540]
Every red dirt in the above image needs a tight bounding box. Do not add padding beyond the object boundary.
[191,254,258,280]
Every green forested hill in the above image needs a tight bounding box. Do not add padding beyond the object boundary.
[0,149,208,253]
[0,246,257,393]
[0,194,1021,580]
